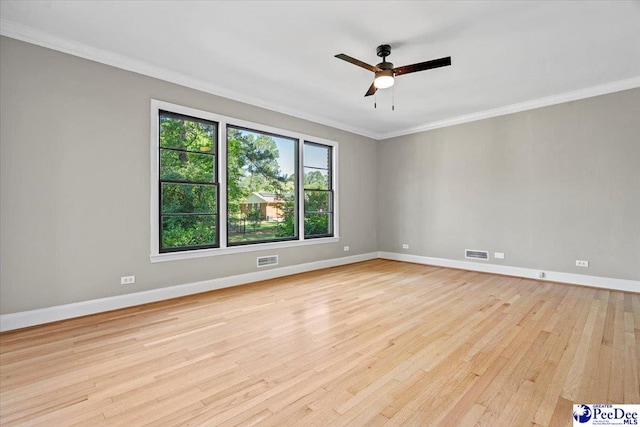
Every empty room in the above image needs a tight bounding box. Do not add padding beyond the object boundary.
[1,1,639,426]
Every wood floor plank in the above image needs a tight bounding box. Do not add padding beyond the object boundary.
[532,285,592,425]
[609,295,627,404]
[1,259,637,426]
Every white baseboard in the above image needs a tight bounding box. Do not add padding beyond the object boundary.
[3,251,637,332]
[0,252,378,332]
[378,251,639,293]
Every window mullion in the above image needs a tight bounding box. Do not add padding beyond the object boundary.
[219,121,228,248]
[298,138,305,241]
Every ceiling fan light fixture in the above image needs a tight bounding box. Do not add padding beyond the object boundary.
[374,70,394,89]
[335,44,451,98]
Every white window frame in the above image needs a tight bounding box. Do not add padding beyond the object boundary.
[150,99,339,263]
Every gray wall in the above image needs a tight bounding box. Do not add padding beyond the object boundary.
[0,37,379,314]
[2,36,639,316]
[378,88,640,281]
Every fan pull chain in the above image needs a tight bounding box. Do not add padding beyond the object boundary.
[392,85,395,111]
[374,91,377,109]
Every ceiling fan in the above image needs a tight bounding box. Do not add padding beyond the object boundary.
[335,44,451,97]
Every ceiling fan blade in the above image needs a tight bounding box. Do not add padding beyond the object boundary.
[393,56,452,76]
[335,53,381,73]
[364,82,377,97]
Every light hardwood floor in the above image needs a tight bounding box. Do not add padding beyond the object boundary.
[1,260,638,426]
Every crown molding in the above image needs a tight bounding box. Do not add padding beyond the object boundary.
[2,19,639,142]
[378,76,640,140]
[0,19,379,141]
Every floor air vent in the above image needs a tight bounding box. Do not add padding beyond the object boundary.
[465,249,489,260]
[257,255,278,268]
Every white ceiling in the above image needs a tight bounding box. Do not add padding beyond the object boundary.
[2,1,640,140]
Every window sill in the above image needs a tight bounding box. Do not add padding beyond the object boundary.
[150,236,340,263]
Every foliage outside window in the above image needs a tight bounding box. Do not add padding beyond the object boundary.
[152,100,338,260]
[304,142,333,238]
[227,127,297,245]
[159,111,218,252]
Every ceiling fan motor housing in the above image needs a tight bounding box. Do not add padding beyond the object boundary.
[376,44,392,58]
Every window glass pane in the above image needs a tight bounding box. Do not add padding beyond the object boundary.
[158,110,218,251]
[227,193,296,244]
[303,142,333,239]
[304,190,331,213]
[160,112,216,153]
[303,167,329,190]
[304,143,330,170]
[161,215,217,249]
[227,127,297,244]
[162,183,217,214]
[305,213,332,237]
[160,150,214,182]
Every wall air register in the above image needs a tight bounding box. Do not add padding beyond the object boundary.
[257,255,279,268]
[465,249,489,260]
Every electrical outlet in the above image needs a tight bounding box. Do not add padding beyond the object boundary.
[343,246,349,252]
[121,275,135,285]
[402,244,409,249]
[494,252,505,259]
[576,260,589,267]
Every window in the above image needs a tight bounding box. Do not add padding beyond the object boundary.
[151,100,338,262]
[158,111,218,252]
[227,126,297,245]
[304,142,333,238]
